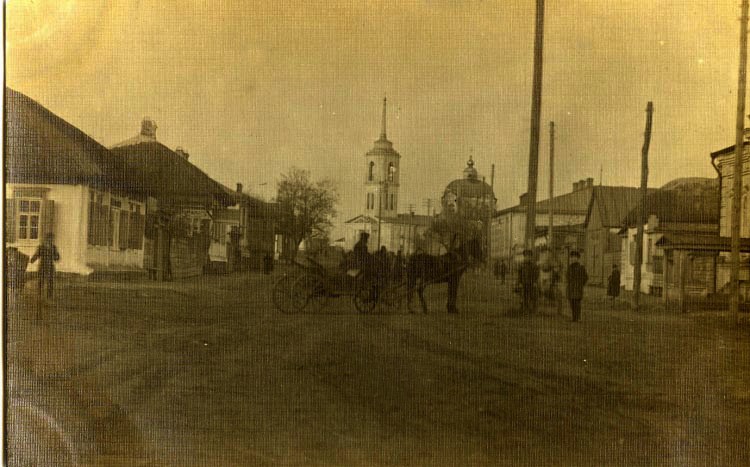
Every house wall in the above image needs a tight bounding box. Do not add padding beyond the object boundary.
[713,148,750,297]
[491,210,584,263]
[620,227,664,294]
[584,206,624,286]
[7,184,90,274]
[6,184,145,275]
[663,251,718,301]
[714,148,750,237]
[85,189,146,270]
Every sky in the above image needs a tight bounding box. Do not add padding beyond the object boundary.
[5,0,746,234]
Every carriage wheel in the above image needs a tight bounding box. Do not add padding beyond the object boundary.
[296,272,329,313]
[353,282,378,314]
[272,273,306,313]
[379,284,403,312]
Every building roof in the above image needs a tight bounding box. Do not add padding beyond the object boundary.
[4,87,135,190]
[585,186,652,228]
[109,141,234,206]
[656,233,750,252]
[537,186,595,215]
[344,214,379,224]
[710,142,750,159]
[390,213,434,227]
[621,189,719,227]
[212,208,240,223]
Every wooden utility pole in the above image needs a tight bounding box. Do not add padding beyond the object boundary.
[548,122,555,261]
[524,0,546,250]
[633,102,654,310]
[731,0,749,324]
[489,164,495,265]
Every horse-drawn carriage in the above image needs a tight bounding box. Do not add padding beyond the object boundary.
[271,255,403,314]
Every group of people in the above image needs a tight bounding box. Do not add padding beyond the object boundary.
[350,232,406,283]
[515,249,620,322]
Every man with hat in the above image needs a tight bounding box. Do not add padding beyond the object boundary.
[566,250,589,322]
[517,249,539,313]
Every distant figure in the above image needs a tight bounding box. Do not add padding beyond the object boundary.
[375,246,389,280]
[31,233,60,300]
[566,250,589,322]
[494,259,507,283]
[393,250,405,283]
[263,253,273,275]
[517,249,539,313]
[353,232,371,267]
[607,264,621,304]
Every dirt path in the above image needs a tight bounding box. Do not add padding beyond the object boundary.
[6,272,750,466]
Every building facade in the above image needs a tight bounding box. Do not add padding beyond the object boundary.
[5,88,147,276]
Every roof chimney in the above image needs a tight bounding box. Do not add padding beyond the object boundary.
[519,192,529,206]
[572,181,580,192]
[141,118,157,138]
[175,147,189,160]
[586,177,594,187]
[236,183,243,193]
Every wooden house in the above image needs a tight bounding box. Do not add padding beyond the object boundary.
[110,121,235,280]
[583,186,650,286]
[619,181,719,296]
[5,88,148,276]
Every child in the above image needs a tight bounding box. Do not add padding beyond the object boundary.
[30,233,60,300]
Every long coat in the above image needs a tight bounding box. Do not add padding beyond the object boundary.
[31,243,60,276]
[566,262,588,300]
[607,269,621,297]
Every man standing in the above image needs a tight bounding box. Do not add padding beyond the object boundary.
[30,233,60,301]
[517,249,539,313]
[566,250,588,322]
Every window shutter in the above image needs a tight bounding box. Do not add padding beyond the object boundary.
[88,200,98,245]
[99,204,109,246]
[5,198,16,243]
[128,211,142,250]
[119,210,130,250]
[133,213,145,250]
[41,199,55,237]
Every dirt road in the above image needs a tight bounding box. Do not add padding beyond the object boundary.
[6,270,750,466]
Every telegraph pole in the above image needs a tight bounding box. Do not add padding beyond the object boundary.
[731,0,749,324]
[633,102,654,310]
[524,0,546,250]
[548,122,555,261]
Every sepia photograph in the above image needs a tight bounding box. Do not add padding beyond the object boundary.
[4,0,750,465]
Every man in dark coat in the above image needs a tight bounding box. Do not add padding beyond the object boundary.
[607,264,621,304]
[566,250,589,322]
[30,233,60,300]
[517,249,539,313]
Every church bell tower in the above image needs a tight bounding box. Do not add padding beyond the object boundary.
[364,97,401,219]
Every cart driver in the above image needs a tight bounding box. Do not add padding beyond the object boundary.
[353,232,371,270]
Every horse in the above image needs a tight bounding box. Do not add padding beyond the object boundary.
[406,237,483,313]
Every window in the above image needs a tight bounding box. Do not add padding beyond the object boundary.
[388,162,395,182]
[389,193,394,210]
[18,199,41,240]
[6,196,53,243]
[368,161,375,181]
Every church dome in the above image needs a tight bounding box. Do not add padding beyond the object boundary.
[443,157,495,203]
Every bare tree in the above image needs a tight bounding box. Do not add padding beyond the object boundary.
[276,167,338,259]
